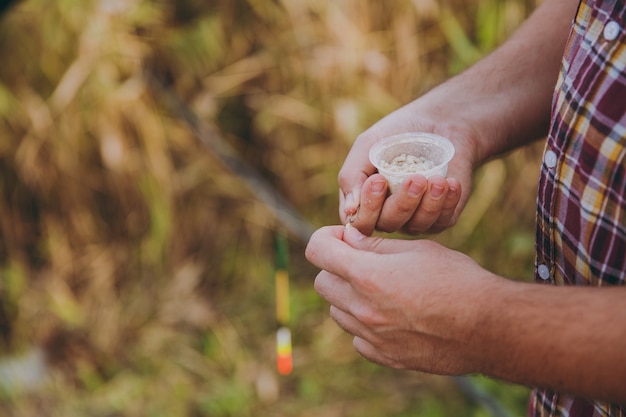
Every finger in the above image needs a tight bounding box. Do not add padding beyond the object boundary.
[428,178,462,232]
[329,305,374,340]
[403,176,449,234]
[441,156,473,216]
[375,174,428,233]
[330,306,387,358]
[305,225,346,269]
[306,225,371,279]
[350,174,388,236]
[307,225,429,283]
[313,270,353,308]
[342,223,422,254]
[352,336,396,368]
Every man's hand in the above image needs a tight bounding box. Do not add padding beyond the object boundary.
[337,0,578,236]
[305,225,497,374]
[338,102,476,236]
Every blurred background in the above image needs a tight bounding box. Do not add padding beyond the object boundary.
[0,0,546,415]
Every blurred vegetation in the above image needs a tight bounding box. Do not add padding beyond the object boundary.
[0,0,544,415]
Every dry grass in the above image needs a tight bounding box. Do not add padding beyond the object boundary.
[0,0,539,415]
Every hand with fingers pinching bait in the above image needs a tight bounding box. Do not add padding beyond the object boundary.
[339,99,478,236]
[306,224,497,374]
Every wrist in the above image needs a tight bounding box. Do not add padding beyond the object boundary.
[405,93,490,168]
[458,272,516,375]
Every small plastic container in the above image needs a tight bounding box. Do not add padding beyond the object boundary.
[369,132,455,193]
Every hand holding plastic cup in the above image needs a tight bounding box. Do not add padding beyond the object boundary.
[369,132,455,193]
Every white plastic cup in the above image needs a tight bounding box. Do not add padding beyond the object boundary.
[369,132,455,193]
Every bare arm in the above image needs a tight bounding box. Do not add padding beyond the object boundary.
[340,0,579,234]
[306,226,626,403]
[415,0,577,162]
[482,278,626,402]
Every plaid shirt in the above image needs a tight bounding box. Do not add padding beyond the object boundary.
[530,0,626,415]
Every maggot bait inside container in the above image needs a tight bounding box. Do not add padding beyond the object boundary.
[369,132,455,193]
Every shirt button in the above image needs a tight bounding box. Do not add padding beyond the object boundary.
[604,20,620,41]
[538,264,551,280]
[544,150,557,168]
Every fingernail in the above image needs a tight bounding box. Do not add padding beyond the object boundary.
[408,180,425,198]
[344,223,365,241]
[448,186,459,198]
[430,184,445,199]
[371,180,386,195]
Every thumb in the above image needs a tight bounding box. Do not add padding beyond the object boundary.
[342,224,419,254]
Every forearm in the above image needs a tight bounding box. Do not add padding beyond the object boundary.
[412,0,579,166]
[307,226,626,402]
[473,278,626,403]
